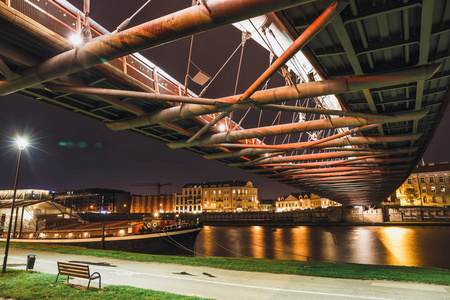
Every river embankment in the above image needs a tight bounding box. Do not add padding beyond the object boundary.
[201,206,450,226]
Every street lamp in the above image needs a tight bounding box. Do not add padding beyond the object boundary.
[2,137,28,273]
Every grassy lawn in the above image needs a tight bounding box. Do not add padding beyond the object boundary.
[2,241,450,286]
[0,269,209,299]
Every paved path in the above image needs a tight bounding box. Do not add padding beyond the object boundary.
[4,248,450,300]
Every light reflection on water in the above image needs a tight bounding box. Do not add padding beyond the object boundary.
[195,225,450,269]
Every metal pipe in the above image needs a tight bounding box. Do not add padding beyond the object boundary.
[0,57,19,81]
[273,165,407,175]
[167,110,427,148]
[2,148,23,273]
[46,85,224,105]
[249,156,412,171]
[238,0,350,101]
[228,150,391,167]
[186,111,229,143]
[106,63,440,131]
[297,175,393,182]
[260,104,396,119]
[0,0,313,96]
[285,169,405,178]
[12,207,19,238]
[203,131,420,160]
[18,206,25,239]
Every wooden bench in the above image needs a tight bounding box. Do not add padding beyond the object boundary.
[56,262,101,289]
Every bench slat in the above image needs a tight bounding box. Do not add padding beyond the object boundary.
[59,263,89,269]
[59,265,89,272]
[59,271,91,279]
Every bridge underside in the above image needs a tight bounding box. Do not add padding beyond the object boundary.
[0,0,449,206]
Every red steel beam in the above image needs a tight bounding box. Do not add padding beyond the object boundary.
[0,0,313,96]
[238,0,349,101]
[107,64,439,131]
[168,110,427,148]
[203,132,421,160]
[228,149,412,167]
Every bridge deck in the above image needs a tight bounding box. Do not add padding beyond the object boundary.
[0,0,448,205]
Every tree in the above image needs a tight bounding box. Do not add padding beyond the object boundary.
[404,187,419,205]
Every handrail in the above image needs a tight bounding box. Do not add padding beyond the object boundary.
[0,0,262,143]
[0,0,194,99]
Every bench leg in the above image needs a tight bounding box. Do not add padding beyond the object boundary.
[55,273,59,283]
[87,279,90,290]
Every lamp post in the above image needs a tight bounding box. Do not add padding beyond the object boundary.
[2,138,28,274]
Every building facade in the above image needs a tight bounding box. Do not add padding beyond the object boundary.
[276,193,341,211]
[0,189,49,201]
[53,188,132,213]
[259,199,276,212]
[394,162,450,207]
[0,189,51,232]
[175,180,259,213]
[130,194,175,213]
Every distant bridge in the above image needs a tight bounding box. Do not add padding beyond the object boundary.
[0,0,448,206]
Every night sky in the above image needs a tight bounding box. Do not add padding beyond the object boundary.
[1,0,449,199]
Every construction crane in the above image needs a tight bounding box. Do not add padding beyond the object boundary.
[130,182,172,195]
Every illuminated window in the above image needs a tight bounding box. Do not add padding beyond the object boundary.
[431,186,436,193]
[422,186,426,193]
[441,186,446,193]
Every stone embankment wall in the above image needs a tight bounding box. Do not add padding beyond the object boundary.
[201,207,450,225]
[385,206,450,222]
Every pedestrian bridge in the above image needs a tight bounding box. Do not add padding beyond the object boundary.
[0,0,448,206]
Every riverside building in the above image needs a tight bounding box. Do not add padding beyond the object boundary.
[175,180,259,213]
[53,188,132,213]
[392,162,450,207]
[130,194,175,213]
[275,193,341,211]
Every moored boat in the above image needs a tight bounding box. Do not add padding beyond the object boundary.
[8,219,202,255]
[0,199,203,255]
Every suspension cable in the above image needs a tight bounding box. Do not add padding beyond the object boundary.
[184,35,195,96]
[111,0,152,34]
[234,31,251,95]
[198,42,243,97]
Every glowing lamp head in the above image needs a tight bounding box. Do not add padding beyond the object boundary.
[16,138,28,150]
[69,34,83,47]
[218,124,226,132]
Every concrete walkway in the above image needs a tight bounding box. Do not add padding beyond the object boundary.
[4,248,450,300]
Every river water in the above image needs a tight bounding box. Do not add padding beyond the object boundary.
[195,225,450,269]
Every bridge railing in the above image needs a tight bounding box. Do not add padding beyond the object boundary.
[2,0,189,97]
[2,0,264,145]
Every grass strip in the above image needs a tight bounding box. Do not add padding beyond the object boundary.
[3,241,450,286]
[0,269,209,300]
